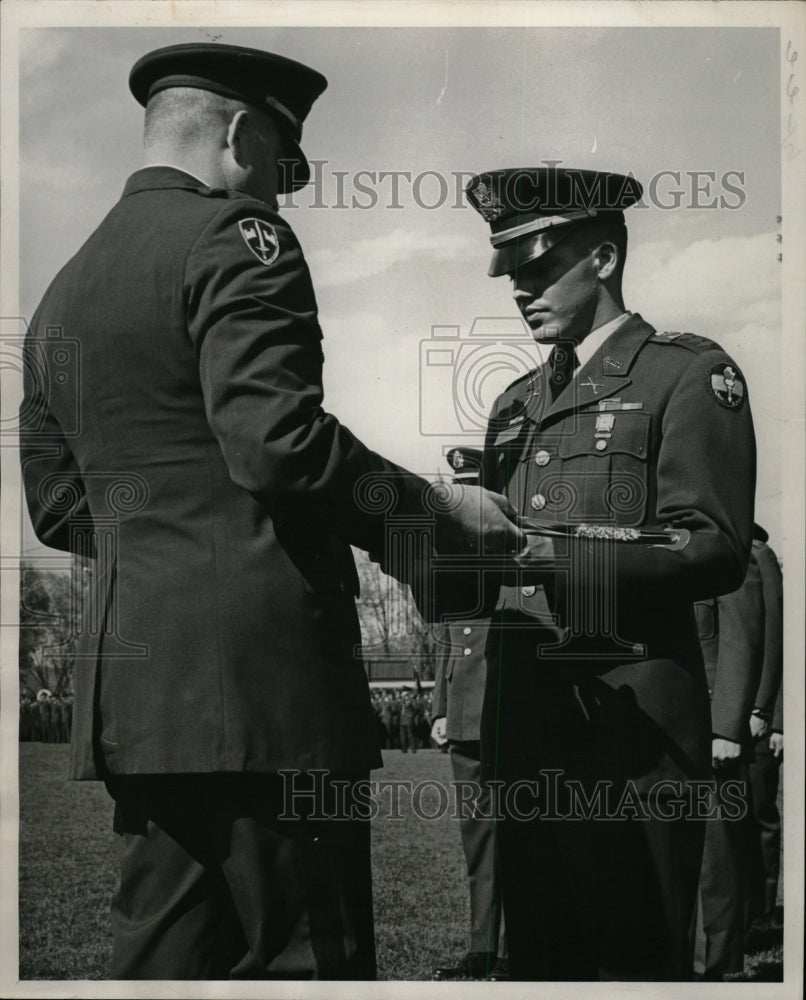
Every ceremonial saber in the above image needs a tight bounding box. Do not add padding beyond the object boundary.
[517,518,691,551]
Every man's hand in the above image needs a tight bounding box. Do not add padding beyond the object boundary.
[712,737,742,769]
[434,484,525,556]
[769,732,783,759]
[513,533,555,567]
[431,717,447,746]
[749,713,769,740]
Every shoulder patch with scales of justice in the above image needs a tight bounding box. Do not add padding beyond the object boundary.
[650,331,720,353]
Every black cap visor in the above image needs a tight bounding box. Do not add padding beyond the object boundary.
[276,134,310,193]
[489,226,575,278]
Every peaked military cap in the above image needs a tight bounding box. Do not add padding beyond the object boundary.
[752,523,769,544]
[466,166,644,277]
[129,43,328,193]
[446,446,483,485]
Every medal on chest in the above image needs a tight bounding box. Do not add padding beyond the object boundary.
[594,412,615,451]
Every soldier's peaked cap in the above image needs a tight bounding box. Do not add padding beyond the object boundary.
[129,43,328,192]
[466,167,643,277]
[446,446,483,485]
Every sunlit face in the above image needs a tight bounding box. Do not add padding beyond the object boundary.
[509,239,600,345]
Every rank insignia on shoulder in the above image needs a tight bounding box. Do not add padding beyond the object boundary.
[651,331,687,345]
[653,331,719,354]
[709,362,746,410]
[238,218,280,265]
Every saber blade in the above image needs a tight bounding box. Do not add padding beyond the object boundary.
[517,518,690,549]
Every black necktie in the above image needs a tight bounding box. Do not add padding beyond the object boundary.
[548,344,579,401]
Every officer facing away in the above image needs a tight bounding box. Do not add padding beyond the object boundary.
[19,43,525,981]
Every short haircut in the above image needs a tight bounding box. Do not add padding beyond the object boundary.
[143,86,249,147]
[568,215,628,271]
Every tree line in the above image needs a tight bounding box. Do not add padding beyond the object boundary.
[19,551,436,698]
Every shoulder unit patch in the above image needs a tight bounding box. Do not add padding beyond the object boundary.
[238,218,280,265]
[709,362,746,410]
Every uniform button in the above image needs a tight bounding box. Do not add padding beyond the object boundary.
[595,439,608,451]
[534,450,551,467]
[530,493,547,511]
[463,627,472,635]
[521,585,536,597]
[498,451,506,464]
[463,648,472,656]
[632,643,644,654]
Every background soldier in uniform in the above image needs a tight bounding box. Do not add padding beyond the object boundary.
[19,692,35,742]
[430,447,522,982]
[399,691,417,753]
[380,692,393,749]
[19,42,523,980]
[37,691,53,743]
[462,166,756,980]
[693,536,765,979]
[745,525,784,924]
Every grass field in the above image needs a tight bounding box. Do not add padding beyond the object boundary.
[18,743,783,981]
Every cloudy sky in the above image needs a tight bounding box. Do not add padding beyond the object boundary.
[13,20,785,551]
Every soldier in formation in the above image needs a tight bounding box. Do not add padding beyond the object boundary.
[693,523,783,980]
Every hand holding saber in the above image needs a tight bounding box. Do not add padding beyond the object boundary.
[516,517,691,553]
[423,519,691,575]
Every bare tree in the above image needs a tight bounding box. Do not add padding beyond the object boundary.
[353,549,438,679]
[19,559,86,696]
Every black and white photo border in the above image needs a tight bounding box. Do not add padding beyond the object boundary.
[1,1,804,997]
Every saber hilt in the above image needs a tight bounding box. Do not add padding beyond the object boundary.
[517,518,691,550]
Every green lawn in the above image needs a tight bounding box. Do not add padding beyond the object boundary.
[19,744,116,980]
[18,744,783,981]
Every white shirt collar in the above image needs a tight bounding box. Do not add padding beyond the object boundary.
[575,312,631,371]
[142,163,211,187]
[534,312,631,373]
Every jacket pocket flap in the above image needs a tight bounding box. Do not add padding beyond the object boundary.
[558,412,650,460]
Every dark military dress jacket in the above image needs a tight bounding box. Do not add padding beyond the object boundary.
[432,592,551,743]
[751,539,784,732]
[695,547,764,744]
[20,167,428,779]
[432,622,490,742]
[476,314,756,789]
